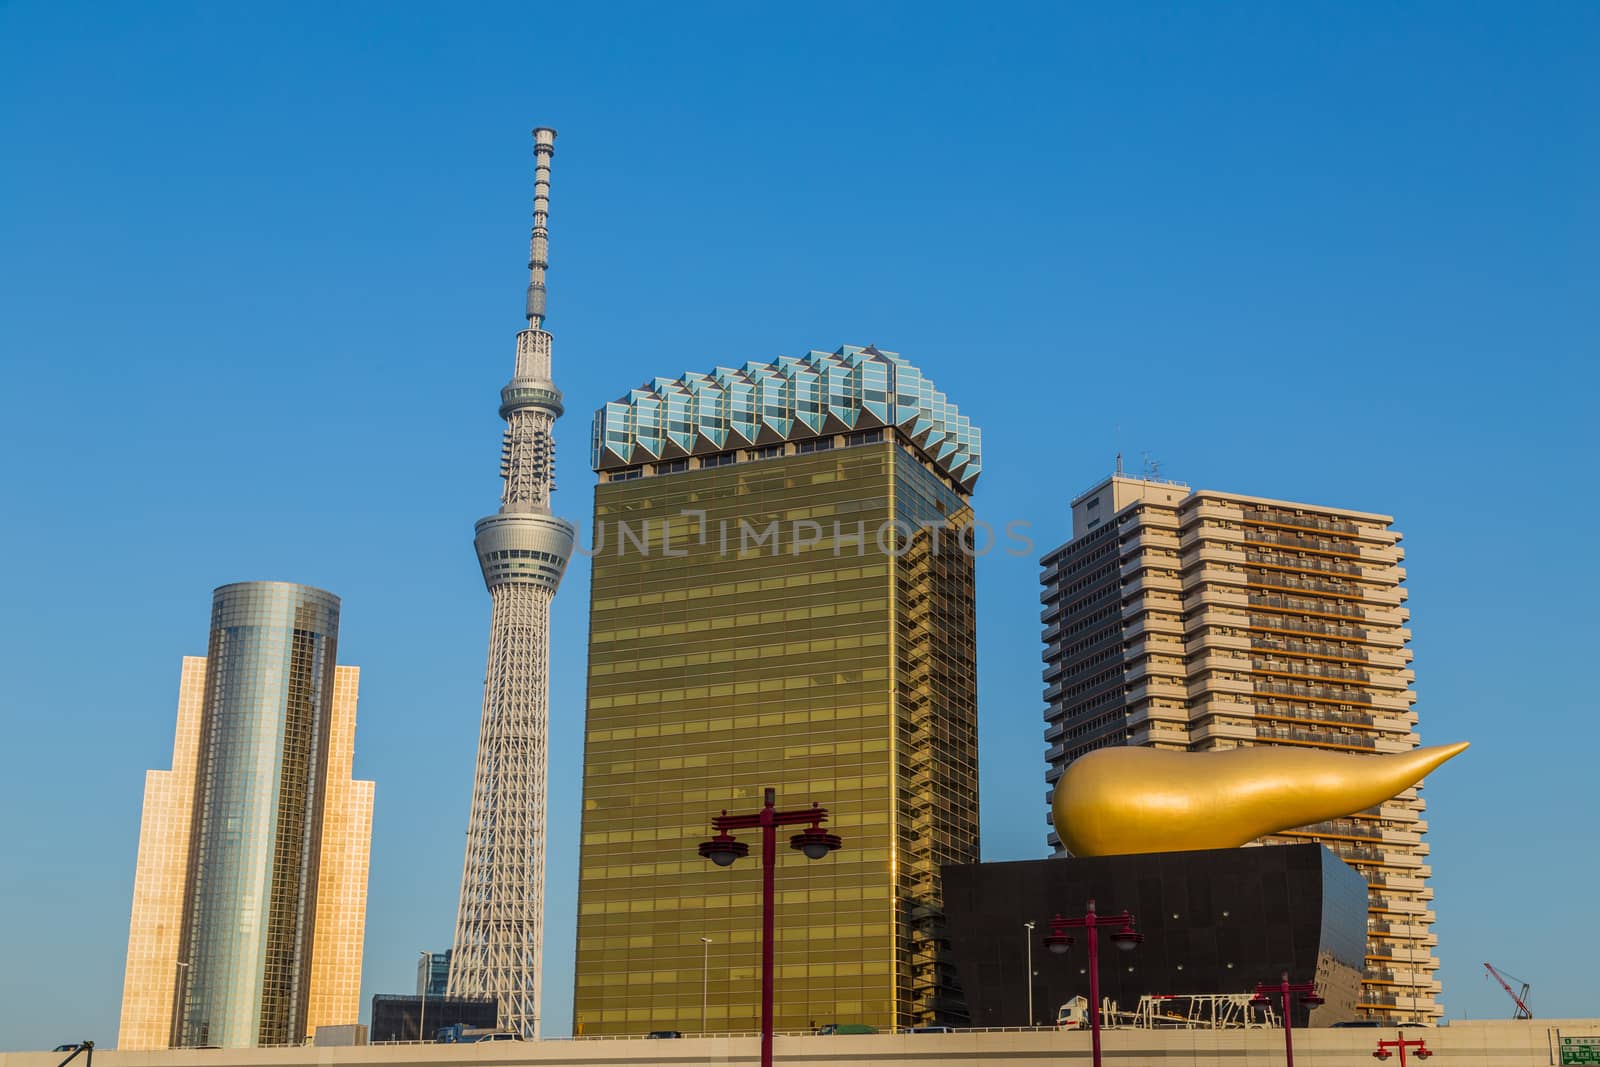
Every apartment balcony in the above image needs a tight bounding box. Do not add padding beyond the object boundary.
[1186,630,1251,655]
[1127,638,1184,663]
[1365,648,1412,669]
[1254,679,1373,704]
[1363,627,1410,649]
[1187,586,1249,610]
[1359,542,1405,564]
[1128,678,1188,702]
[1129,723,1189,748]
[1179,528,1245,555]
[1182,563,1248,588]
[1127,592,1184,614]
[1364,668,1417,692]
[1123,571,1182,597]
[1249,592,1370,620]
[1253,660,1372,685]
[1180,543,1245,568]
[1364,585,1407,607]
[1183,501,1243,526]
[1121,529,1181,553]
[1188,719,1256,744]
[1127,702,1188,728]
[1189,650,1251,674]
[1242,530,1361,558]
[1252,702,1379,732]
[1257,725,1378,751]
[1366,872,1427,894]
[1362,606,1411,627]
[1368,689,1418,711]
[1187,607,1251,632]
[1123,612,1183,639]
[1190,674,1252,697]
[1190,695,1255,719]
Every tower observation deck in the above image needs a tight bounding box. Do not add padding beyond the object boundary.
[446,126,575,1039]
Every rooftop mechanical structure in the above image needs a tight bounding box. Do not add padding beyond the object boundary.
[446,126,575,1039]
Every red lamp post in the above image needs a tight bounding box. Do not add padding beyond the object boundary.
[1041,899,1142,1067]
[1250,970,1325,1067]
[1374,1031,1434,1063]
[697,787,842,1067]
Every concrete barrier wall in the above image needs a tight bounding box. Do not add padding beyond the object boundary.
[4,1019,1595,1067]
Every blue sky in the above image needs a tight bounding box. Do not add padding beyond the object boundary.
[1,1,1596,1049]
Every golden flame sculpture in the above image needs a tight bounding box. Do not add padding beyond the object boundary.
[1051,742,1469,857]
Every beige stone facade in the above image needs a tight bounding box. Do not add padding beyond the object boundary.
[1041,475,1439,1023]
[306,666,375,1040]
[116,657,207,1051]
[117,658,373,1049]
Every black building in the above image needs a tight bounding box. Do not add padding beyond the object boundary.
[942,844,1367,1028]
[369,994,497,1043]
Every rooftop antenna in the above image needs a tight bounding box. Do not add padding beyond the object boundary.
[1140,451,1161,480]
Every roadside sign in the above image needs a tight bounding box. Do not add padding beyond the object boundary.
[1561,1035,1600,1065]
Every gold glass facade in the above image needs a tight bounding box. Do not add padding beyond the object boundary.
[573,437,978,1035]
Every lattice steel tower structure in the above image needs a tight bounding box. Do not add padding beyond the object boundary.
[446,126,576,1039]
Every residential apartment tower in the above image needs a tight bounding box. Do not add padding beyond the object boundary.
[1040,474,1438,1022]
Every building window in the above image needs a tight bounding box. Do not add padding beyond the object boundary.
[657,459,688,474]
[797,437,835,454]
[699,452,736,469]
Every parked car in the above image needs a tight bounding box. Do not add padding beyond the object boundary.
[908,1025,954,1034]
[817,1023,878,1035]
[646,1030,683,1039]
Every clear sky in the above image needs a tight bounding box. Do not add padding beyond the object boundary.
[1,1,1596,1050]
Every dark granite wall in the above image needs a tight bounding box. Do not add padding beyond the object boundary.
[941,844,1366,1028]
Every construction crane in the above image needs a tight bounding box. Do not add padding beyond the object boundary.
[1484,962,1533,1019]
[54,1041,93,1067]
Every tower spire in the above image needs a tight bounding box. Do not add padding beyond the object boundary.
[525,126,555,329]
[448,126,577,1040]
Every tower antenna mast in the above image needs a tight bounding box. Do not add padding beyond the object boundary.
[446,127,577,1039]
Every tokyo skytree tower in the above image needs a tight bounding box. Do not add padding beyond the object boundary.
[447,127,575,1038]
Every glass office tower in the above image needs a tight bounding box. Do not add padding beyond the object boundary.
[118,581,373,1049]
[573,346,981,1034]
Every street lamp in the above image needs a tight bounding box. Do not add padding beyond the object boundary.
[1250,970,1325,1067]
[417,951,431,1044]
[1374,1031,1434,1063]
[699,937,713,1034]
[1024,920,1036,1026]
[697,788,841,1067]
[1042,899,1141,1067]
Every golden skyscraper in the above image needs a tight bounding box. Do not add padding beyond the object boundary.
[573,346,982,1035]
[117,583,374,1049]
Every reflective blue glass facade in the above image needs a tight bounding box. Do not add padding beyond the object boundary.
[173,582,341,1048]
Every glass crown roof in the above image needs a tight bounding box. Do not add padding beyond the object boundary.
[590,345,981,491]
